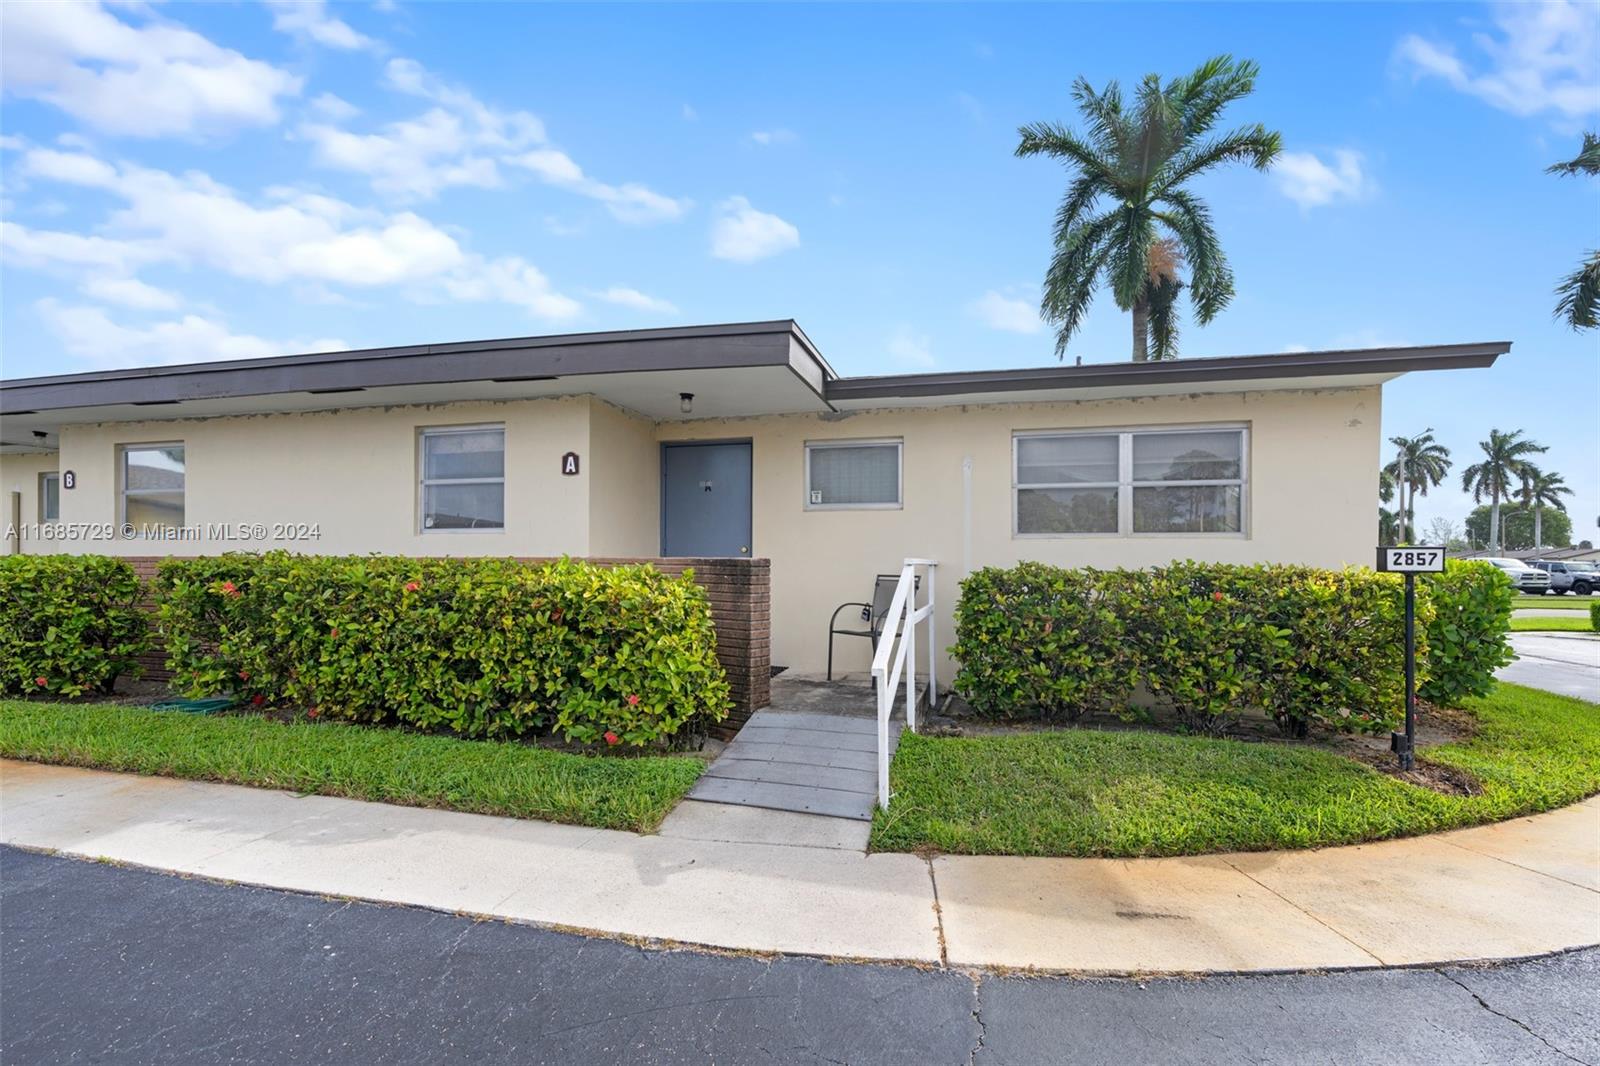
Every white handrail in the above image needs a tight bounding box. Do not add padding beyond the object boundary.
[871,558,938,810]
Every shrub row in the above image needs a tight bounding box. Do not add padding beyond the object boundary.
[0,555,151,697]
[952,559,1513,735]
[154,553,730,746]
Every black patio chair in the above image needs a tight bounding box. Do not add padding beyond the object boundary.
[827,573,919,681]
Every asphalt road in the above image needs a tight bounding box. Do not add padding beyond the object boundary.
[1500,632,1600,701]
[3,847,1596,1065]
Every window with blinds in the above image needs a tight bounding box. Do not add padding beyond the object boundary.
[805,440,902,509]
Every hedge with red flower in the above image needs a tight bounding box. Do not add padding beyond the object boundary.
[0,555,151,697]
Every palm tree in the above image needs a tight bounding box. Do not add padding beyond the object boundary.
[1517,466,1573,549]
[1460,429,1548,553]
[1378,470,1399,546]
[1548,133,1599,330]
[1382,430,1452,544]
[1016,55,1282,361]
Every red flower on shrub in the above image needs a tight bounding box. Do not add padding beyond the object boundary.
[251,695,265,706]
[329,628,339,638]
[218,580,240,598]
[625,694,641,707]
[34,676,47,687]
[238,670,250,680]
[404,581,421,592]
[1212,591,1225,602]
[603,731,620,745]
[307,707,320,719]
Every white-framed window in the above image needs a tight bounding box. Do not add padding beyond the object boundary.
[805,438,902,509]
[119,443,185,535]
[419,424,505,532]
[39,472,60,523]
[1014,425,1247,537]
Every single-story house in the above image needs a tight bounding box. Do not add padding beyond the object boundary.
[0,320,1508,704]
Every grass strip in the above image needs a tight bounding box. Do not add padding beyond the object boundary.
[1511,595,1596,610]
[0,701,704,833]
[870,682,1600,857]
[1510,614,1596,632]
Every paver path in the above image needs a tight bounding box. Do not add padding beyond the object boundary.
[687,708,897,820]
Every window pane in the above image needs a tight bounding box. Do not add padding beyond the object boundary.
[424,429,504,480]
[1017,435,1118,485]
[125,492,185,532]
[1017,487,1118,534]
[809,444,899,505]
[1131,430,1241,482]
[125,446,185,491]
[1133,485,1242,533]
[41,475,59,522]
[423,483,504,529]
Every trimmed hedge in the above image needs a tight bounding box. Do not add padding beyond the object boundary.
[1591,601,1600,632]
[0,555,151,697]
[1417,559,1515,706]
[953,559,1508,735]
[155,553,730,745]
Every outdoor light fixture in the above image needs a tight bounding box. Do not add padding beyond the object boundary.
[679,392,694,414]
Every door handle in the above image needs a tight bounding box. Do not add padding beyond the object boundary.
[740,546,749,554]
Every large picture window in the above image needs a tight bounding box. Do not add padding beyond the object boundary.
[1014,426,1246,537]
[419,425,505,531]
[805,439,902,509]
[120,443,185,534]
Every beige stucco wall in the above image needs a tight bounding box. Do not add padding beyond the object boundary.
[0,451,61,554]
[42,396,594,557]
[9,384,1381,681]
[658,386,1381,678]
[587,400,660,557]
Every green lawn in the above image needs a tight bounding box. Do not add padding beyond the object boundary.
[1512,594,1596,610]
[870,683,1600,858]
[1510,614,1596,632]
[0,702,705,833]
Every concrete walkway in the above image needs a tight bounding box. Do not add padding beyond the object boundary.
[4,759,1597,975]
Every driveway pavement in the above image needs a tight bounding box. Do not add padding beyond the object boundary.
[4,847,1596,1066]
[1500,632,1600,701]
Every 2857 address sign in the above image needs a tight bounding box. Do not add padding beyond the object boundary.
[1375,546,1447,573]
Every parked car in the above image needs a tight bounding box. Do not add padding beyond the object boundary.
[1481,557,1552,594]
[1530,560,1599,596]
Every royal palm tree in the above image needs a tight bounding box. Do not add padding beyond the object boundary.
[1016,55,1282,361]
[1378,470,1399,546]
[1517,466,1573,549]
[1382,429,1452,544]
[1460,429,1548,553]
[1548,133,1599,330]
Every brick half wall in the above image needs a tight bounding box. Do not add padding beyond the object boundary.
[121,556,771,735]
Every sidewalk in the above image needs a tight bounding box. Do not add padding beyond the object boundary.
[3,759,1596,975]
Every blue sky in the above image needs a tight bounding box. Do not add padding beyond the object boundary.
[2,1,1596,537]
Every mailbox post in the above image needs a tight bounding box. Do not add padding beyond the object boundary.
[1375,546,1447,770]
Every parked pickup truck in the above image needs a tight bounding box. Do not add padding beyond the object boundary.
[1481,557,1552,594]
[1530,560,1598,596]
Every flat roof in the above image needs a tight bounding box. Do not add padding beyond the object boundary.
[0,323,1510,449]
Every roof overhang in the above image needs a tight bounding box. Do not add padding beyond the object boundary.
[0,329,1510,454]
[823,341,1511,408]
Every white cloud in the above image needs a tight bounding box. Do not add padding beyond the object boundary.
[81,275,182,310]
[1395,0,1600,123]
[309,92,360,120]
[510,148,689,223]
[299,108,505,200]
[1272,149,1373,208]
[0,1,302,137]
[265,0,378,51]
[36,298,346,369]
[17,147,583,320]
[750,128,796,146]
[709,196,799,262]
[887,327,936,369]
[593,286,678,315]
[381,58,544,146]
[970,289,1042,334]
[1,219,163,274]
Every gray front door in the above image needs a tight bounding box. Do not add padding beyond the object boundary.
[661,442,752,557]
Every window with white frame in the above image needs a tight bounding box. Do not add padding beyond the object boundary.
[1014,426,1246,536]
[419,425,505,531]
[805,439,902,508]
[120,443,185,534]
[39,472,60,523]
